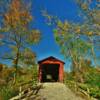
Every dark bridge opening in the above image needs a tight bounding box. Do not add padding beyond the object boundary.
[41,64,59,82]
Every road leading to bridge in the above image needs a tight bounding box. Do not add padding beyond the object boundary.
[37,83,85,100]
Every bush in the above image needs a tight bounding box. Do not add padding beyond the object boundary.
[84,68,100,87]
[0,85,18,100]
[64,66,100,99]
[0,65,39,99]
[89,87,100,99]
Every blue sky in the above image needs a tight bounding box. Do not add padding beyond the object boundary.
[30,0,82,71]
[0,0,82,71]
[0,0,87,71]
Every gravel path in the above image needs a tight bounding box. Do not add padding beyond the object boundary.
[37,83,85,100]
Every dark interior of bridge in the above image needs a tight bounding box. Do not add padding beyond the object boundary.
[41,64,59,82]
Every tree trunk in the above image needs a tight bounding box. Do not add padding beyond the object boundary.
[13,47,20,83]
[69,49,84,83]
[89,37,97,67]
[69,49,78,74]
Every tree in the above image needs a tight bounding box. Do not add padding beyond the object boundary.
[0,0,41,79]
[76,0,100,67]
[42,10,92,82]
[43,0,100,71]
[53,20,92,82]
[20,48,36,67]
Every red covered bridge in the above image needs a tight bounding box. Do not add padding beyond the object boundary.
[38,56,65,82]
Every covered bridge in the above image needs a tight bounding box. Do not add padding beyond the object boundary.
[38,56,65,82]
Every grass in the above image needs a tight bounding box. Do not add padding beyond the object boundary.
[64,80,100,99]
[0,84,18,100]
[0,66,38,100]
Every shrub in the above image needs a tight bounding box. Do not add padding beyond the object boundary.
[0,85,18,100]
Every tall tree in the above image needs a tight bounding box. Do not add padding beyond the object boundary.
[76,0,100,67]
[0,0,40,77]
[42,11,92,82]
[43,0,100,69]
[53,20,92,82]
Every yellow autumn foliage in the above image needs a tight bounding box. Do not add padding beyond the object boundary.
[75,27,80,33]
[4,0,32,28]
[81,3,88,10]
[63,21,70,31]
[87,31,93,36]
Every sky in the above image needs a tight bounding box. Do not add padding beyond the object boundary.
[29,0,82,71]
[0,0,99,71]
[0,0,84,71]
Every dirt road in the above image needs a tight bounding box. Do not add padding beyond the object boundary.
[37,82,85,100]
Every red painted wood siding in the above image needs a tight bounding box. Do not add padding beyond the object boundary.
[38,57,64,82]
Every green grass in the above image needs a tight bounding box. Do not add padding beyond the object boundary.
[64,80,100,99]
[0,84,18,100]
[0,66,38,100]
